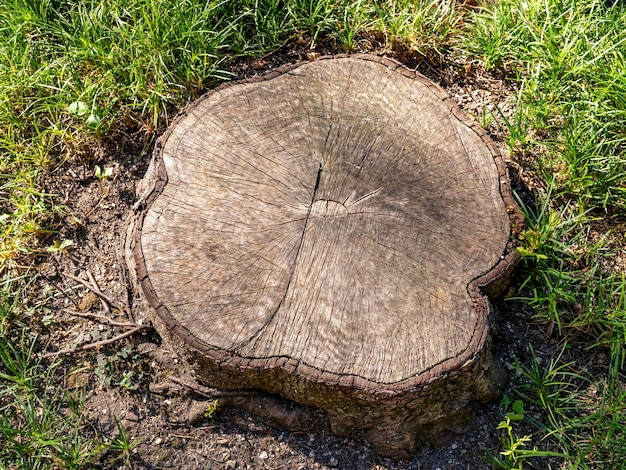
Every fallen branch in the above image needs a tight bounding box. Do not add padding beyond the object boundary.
[41,324,148,359]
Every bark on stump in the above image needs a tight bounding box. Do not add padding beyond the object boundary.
[128,55,520,457]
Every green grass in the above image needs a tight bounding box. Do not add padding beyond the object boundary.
[464,0,626,212]
[0,276,140,468]
[465,0,626,467]
[0,0,461,269]
[1,0,626,468]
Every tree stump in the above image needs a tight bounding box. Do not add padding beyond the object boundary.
[128,55,520,457]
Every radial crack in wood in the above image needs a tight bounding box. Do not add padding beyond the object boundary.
[127,55,520,457]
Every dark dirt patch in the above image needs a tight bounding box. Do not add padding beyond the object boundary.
[33,39,561,469]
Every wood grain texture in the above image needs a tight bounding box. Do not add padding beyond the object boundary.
[128,56,520,454]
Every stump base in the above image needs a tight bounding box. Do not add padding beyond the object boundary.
[139,300,507,457]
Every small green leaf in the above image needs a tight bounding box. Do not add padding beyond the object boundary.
[85,112,102,129]
[95,165,113,180]
[517,246,548,259]
[46,239,74,253]
[204,399,219,418]
[67,101,88,117]
[497,419,512,431]
[506,411,524,421]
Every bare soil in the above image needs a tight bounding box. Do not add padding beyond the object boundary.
[34,39,561,469]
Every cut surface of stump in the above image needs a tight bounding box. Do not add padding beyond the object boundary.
[129,55,519,456]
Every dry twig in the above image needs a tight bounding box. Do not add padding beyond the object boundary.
[42,271,150,359]
[63,271,119,312]
[41,324,148,359]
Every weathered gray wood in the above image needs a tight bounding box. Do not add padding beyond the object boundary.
[127,55,520,456]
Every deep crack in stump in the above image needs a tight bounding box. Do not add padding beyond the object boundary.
[127,55,520,457]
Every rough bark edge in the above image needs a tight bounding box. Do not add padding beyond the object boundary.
[126,54,520,398]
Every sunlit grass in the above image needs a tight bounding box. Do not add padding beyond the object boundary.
[464,0,626,467]
[0,0,465,267]
[464,0,626,211]
[374,0,459,58]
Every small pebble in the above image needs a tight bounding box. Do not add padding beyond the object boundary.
[154,437,162,445]
[125,409,139,422]
[307,52,321,61]
[329,456,338,467]
[259,451,268,460]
